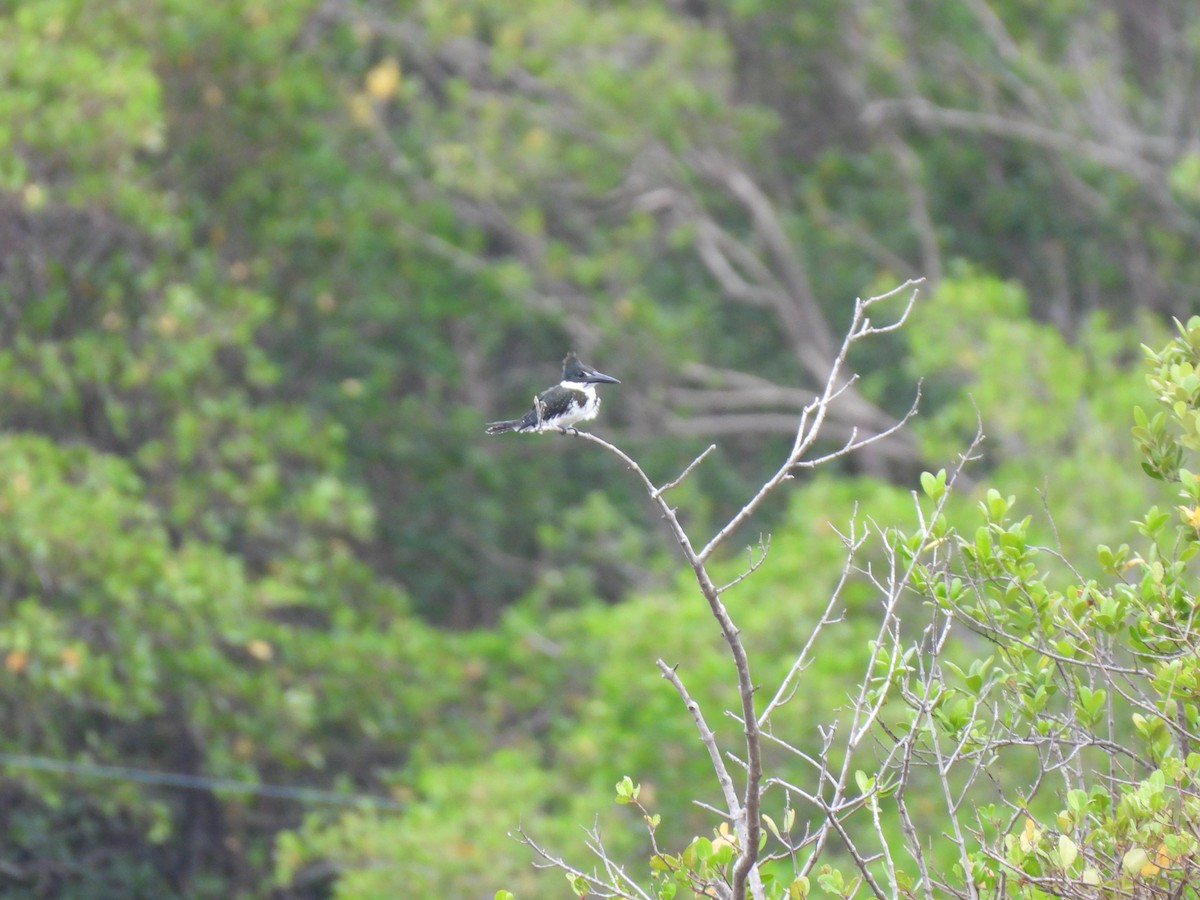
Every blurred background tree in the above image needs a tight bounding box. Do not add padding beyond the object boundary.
[1,0,1198,895]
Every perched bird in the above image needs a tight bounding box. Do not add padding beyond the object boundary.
[486,352,620,435]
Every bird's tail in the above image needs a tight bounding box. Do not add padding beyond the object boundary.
[485,419,520,435]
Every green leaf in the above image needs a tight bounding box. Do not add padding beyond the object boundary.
[615,775,639,803]
[1066,789,1089,816]
[1122,847,1149,875]
[1058,834,1077,870]
[763,813,782,843]
[854,770,874,795]
[788,875,810,898]
[920,469,946,500]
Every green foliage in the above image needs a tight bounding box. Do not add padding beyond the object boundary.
[869,326,1200,896]
[272,473,939,895]
[275,750,592,898]
[1138,315,1200,480]
[157,0,758,619]
[0,0,168,226]
[2,0,1200,896]
[276,308,1200,897]
[904,266,1164,561]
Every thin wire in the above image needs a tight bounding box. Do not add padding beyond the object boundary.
[0,752,405,809]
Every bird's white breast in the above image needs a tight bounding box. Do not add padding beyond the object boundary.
[546,382,600,429]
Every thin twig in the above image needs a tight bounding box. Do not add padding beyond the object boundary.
[717,535,771,594]
[657,660,743,825]
[654,444,718,498]
[699,280,923,562]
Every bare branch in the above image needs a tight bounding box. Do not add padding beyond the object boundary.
[522,280,923,900]
[793,383,922,470]
[512,824,651,900]
[716,535,771,595]
[657,660,742,824]
[864,96,1165,182]
[568,428,766,900]
[653,444,717,498]
[699,279,924,562]
[757,517,866,727]
[689,153,837,360]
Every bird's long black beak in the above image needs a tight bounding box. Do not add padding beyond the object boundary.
[584,369,620,385]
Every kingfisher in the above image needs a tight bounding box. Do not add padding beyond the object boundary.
[486,352,620,435]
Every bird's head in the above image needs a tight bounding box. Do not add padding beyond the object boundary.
[562,352,620,385]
